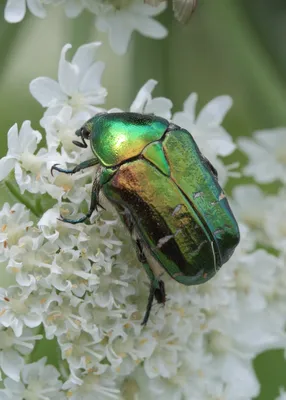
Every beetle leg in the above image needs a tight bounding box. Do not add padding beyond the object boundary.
[135,239,165,325]
[59,176,104,224]
[51,158,99,176]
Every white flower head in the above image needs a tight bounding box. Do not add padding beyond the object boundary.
[30,42,107,123]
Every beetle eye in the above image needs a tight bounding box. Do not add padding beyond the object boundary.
[204,157,218,177]
[81,127,90,139]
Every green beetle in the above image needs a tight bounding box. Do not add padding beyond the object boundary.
[52,112,240,325]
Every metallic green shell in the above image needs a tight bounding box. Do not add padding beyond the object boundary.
[101,126,240,285]
[89,112,169,167]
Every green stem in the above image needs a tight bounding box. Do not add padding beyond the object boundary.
[5,181,40,218]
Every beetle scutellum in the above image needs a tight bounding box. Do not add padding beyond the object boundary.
[51,112,240,325]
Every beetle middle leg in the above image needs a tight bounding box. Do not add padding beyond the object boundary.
[59,175,103,224]
[136,239,166,325]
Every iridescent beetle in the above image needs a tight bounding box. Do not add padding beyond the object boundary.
[52,112,240,325]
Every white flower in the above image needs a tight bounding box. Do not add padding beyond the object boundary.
[0,286,42,337]
[0,121,42,186]
[4,0,47,23]
[0,327,42,382]
[277,389,286,400]
[0,203,33,262]
[173,92,236,158]
[62,368,121,400]
[94,1,167,55]
[30,43,106,123]
[0,357,65,400]
[264,188,286,250]
[130,79,172,119]
[238,127,286,183]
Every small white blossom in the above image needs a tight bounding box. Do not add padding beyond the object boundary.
[0,203,33,262]
[277,388,286,400]
[264,188,286,250]
[30,43,106,123]
[0,327,42,382]
[0,121,42,187]
[0,286,42,337]
[0,357,65,400]
[94,1,167,55]
[238,127,286,183]
[62,368,121,400]
[130,79,172,119]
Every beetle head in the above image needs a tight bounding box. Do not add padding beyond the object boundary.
[73,113,107,149]
[73,123,93,148]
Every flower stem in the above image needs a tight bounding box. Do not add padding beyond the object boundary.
[5,181,40,218]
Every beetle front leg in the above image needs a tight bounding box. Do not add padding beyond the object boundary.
[136,239,166,325]
[60,176,103,224]
[51,158,98,176]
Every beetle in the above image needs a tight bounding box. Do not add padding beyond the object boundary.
[51,112,240,325]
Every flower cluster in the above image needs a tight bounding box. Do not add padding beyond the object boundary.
[4,0,167,54]
[0,42,286,399]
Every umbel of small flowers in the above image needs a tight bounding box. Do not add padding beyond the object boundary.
[4,0,167,55]
[0,42,286,400]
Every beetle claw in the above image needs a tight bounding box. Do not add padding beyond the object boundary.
[51,163,60,177]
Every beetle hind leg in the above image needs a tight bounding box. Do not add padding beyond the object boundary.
[135,239,166,325]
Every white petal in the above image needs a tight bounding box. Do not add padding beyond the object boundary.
[4,0,26,23]
[196,95,233,126]
[27,0,46,18]
[238,137,269,160]
[1,349,24,382]
[23,313,42,328]
[145,97,173,119]
[58,44,80,96]
[130,79,157,112]
[184,92,198,118]
[172,112,193,131]
[79,61,105,93]
[18,120,41,153]
[255,128,286,151]
[134,16,168,39]
[64,0,84,18]
[132,2,167,17]
[0,156,16,180]
[96,15,133,55]
[30,77,65,107]
[72,42,101,76]
[7,123,19,155]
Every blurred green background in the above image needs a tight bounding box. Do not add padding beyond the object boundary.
[0,0,286,398]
